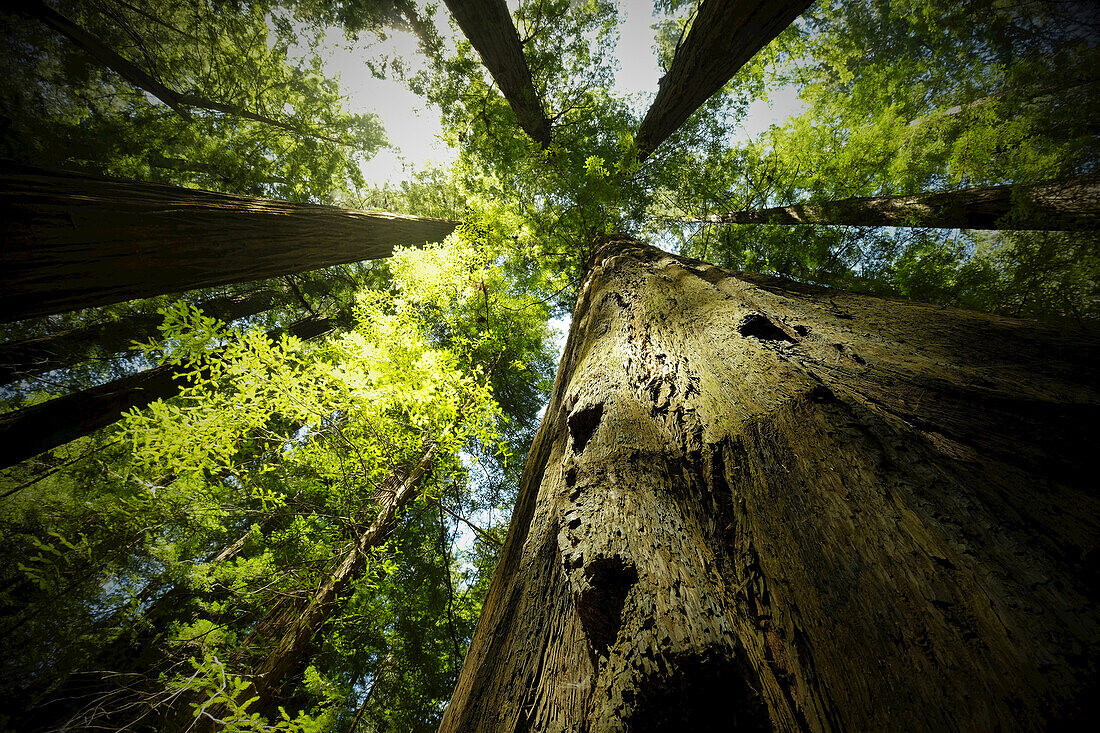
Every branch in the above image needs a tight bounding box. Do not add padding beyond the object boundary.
[26,0,192,118]
[442,0,552,146]
[432,497,503,548]
[25,0,353,145]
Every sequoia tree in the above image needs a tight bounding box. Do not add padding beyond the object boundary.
[1,0,1097,731]
[432,0,1100,729]
[439,238,1099,730]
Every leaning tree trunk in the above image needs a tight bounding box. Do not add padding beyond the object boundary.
[700,174,1100,231]
[440,238,1099,731]
[23,0,351,144]
[634,0,812,160]
[0,287,284,385]
[0,316,334,469]
[195,445,438,730]
[442,0,552,147]
[0,162,457,322]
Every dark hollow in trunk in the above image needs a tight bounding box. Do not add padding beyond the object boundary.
[196,446,438,730]
[701,174,1100,231]
[0,162,457,322]
[635,0,813,160]
[0,316,334,469]
[440,238,1099,731]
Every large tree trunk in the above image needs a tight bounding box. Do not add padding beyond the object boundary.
[634,0,812,159]
[0,162,457,322]
[0,288,284,385]
[699,174,1100,231]
[23,0,353,144]
[0,316,334,469]
[442,0,552,147]
[440,239,1099,731]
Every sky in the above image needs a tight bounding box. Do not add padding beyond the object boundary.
[304,0,809,381]
[308,1,806,186]
[299,1,809,550]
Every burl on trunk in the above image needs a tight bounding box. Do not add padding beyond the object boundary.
[441,239,1099,731]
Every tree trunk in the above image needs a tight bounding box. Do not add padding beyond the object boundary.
[0,162,457,322]
[0,316,334,470]
[197,445,438,728]
[23,0,353,144]
[698,174,1100,230]
[0,288,284,385]
[635,0,812,159]
[440,238,1099,731]
[442,0,552,147]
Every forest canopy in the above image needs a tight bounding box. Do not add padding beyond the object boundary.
[0,0,1097,731]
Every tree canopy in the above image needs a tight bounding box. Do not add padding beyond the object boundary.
[0,0,1096,730]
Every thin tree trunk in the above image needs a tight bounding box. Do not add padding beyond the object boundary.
[198,446,438,727]
[23,0,192,118]
[0,316,334,470]
[440,238,1099,731]
[442,0,552,147]
[23,0,353,144]
[0,288,284,385]
[0,162,456,322]
[634,0,812,160]
[696,174,1100,230]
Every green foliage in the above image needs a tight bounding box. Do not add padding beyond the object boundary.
[669,0,1098,320]
[0,1,1096,730]
[0,0,385,202]
[0,227,552,730]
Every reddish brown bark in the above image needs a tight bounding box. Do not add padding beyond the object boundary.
[0,162,456,322]
[701,174,1100,230]
[442,0,552,146]
[440,239,1099,731]
[635,0,812,160]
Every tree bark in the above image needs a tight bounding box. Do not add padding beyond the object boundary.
[635,0,812,160]
[697,174,1100,231]
[0,288,284,385]
[0,162,457,322]
[440,238,1099,731]
[0,316,334,470]
[442,0,552,147]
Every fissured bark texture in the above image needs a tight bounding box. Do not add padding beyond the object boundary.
[0,162,456,322]
[440,239,1099,732]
